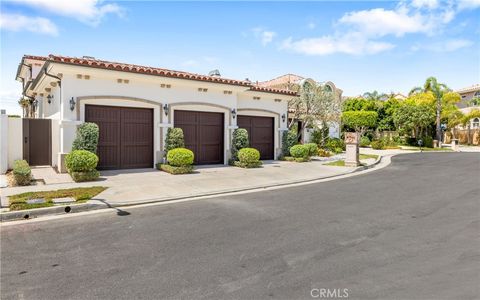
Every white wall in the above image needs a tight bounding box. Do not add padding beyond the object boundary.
[7,118,23,170]
[0,112,7,173]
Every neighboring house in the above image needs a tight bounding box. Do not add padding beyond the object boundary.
[455,84,480,108]
[258,74,343,139]
[14,54,295,172]
[459,107,480,129]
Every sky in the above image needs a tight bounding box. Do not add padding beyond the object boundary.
[1,0,479,115]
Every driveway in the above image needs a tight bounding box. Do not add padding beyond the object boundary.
[1,153,479,299]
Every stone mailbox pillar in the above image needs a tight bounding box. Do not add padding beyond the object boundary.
[344,132,360,167]
[451,139,459,152]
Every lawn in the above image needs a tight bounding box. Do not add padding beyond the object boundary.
[359,154,379,160]
[8,187,107,211]
[325,154,377,167]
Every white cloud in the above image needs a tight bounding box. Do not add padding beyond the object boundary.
[281,33,395,56]
[252,27,276,46]
[11,0,124,26]
[411,0,439,9]
[457,0,480,10]
[411,38,474,52]
[0,13,58,35]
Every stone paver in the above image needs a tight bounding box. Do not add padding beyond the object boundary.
[52,197,75,204]
[30,167,73,185]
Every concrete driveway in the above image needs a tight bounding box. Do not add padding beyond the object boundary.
[1,152,478,299]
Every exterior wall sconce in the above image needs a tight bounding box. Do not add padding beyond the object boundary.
[47,94,53,104]
[231,108,237,119]
[281,113,286,123]
[69,97,76,111]
[163,104,169,116]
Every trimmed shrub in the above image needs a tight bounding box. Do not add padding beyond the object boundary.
[231,128,249,162]
[65,150,98,172]
[72,123,99,153]
[318,148,332,157]
[325,138,345,153]
[235,148,262,168]
[167,148,194,167]
[420,135,433,148]
[371,140,385,150]
[157,164,194,175]
[360,136,371,147]
[281,130,298,157]
[304,143,318,156]
[290,144,309,159]
[165,128,185,152]
[70,170,100,182]
[12,160,31,186]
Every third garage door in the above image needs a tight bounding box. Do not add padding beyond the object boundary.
[174,110,224,164]
[237,115,274,160]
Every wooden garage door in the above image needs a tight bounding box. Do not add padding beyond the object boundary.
[237,115,274,160]
[174,110,224,164]
[85,105,153,170]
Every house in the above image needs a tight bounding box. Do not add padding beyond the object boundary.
[455,84,480,108]
[13,54,295,173]
[258,74,343,139]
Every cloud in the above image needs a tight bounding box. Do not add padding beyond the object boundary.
[411,0,439,9]
[411,38,474,52]
[252,27,276,46]
[281,33,395,56]
[0,13,58,36]
[456,0,480,10]
[12,0,124,26]
[307,22,316,30]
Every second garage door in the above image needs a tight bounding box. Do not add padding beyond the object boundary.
[85,105,153,170]
[174,110,224,164]
[237,115,274,160]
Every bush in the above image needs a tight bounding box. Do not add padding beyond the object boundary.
[318,148,332,157]
[304,143,318,156]
[70,170,100,182]
[231,128,249,162]
[235,148,262,168]
[310,125,329,147]
[360,136,371,147]
[167,148,194,167]
[165,128,185,152]
[325,138,345,152]
[281,130,298,157]
[72,123,99,153]
[290,144,309,158]
[371,140,385,150]
[65,150,98,172]
[157,164,194,175]
[12,160,31,186]
[419,135,433,148]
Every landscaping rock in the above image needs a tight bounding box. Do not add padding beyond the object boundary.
[26,198,46,204]
[52,197,75,204]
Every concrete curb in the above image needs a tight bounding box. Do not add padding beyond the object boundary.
[1,156,384,222]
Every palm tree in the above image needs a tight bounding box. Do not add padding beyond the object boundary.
[409,77,451,144]
[362,90,388,101]
[18,97,30,118]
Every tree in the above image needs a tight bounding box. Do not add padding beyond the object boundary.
[342,97,377,112]
[18,97,32,118]
[362,90,388,101]
[393,103,435,138]
[377,97,401,131]
[341,111,378,136]
[288,79,340,140]
[409,77,451,143]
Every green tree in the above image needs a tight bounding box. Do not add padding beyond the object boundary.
[409,77,451,142]
[362,91,388,101]
[393,103,435,138]
[342,97,377,112]
[341,111,378,136]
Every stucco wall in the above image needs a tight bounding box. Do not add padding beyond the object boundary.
[7,118,23,170]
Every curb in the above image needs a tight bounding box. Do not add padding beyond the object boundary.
[1,156,384,222]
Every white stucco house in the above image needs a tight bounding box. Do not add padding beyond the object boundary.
[13,54,295,172]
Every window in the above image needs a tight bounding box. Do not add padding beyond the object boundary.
[474,91,480,97]
[473,118,480,128]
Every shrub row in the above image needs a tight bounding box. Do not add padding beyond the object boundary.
[12,160,31,186]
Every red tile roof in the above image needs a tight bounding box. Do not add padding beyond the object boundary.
[22,54,296,95]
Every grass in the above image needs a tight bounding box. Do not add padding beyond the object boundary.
[325,160,346,166]
[359,154,379,160]
[8,186,107,211]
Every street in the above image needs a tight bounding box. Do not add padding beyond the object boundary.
[1,153,479,300]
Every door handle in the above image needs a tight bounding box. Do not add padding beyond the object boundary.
[24,137,28,143]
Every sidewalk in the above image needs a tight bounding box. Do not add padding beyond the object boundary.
[1,157,382,209]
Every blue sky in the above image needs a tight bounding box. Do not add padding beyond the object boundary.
[1,0,479,115]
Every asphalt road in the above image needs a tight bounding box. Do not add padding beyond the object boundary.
[1,153,479,300]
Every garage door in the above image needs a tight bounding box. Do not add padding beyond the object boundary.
[237,115,274,160]
[174,110,224,164]
[85,105,153,170]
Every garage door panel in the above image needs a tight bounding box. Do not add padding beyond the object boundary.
[85,105,153,170]
[237,115,274,160]
[174,110,223,164]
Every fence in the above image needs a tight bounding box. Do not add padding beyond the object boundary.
[444,129,480,145]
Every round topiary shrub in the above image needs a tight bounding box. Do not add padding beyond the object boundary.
[290,144,309,158]
[238,148,260,164]
[167,148,194,166]
[360,136,371,147]
[65,150,99,172]
[304,143,318,156]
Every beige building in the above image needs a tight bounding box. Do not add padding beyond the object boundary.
[456,84,480,108]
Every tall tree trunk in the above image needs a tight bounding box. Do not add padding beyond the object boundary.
[436,97,441,142]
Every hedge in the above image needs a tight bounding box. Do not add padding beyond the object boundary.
[157,164,194,175]
[65,150,98,172]
[231,128,249,162]
[72,123,99,153]
[304,143,318,156]
[165,128,185,152]
[12,160,31,186]
[290,144,309,159]
[167,148,194,167]
[235,148,262,168]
